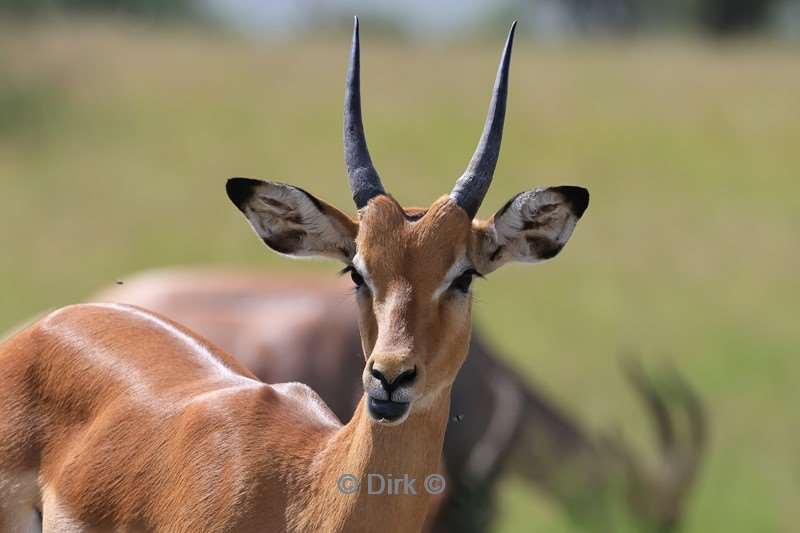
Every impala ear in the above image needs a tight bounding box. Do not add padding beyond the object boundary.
[227,178,358,262]
[472,186,589,274]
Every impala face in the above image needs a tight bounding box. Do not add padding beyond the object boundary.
[351,196,473,425]
[227,20,589,426]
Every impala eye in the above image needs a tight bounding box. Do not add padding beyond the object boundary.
[450,269,478,294]
[342,265,366,289]
[350,269,365,288]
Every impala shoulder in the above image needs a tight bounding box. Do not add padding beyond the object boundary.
[187,381,341,429]
[29,303,122,343]
[271,382,342,428]
[38,302,157,331]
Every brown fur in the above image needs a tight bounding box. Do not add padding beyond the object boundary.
[354,196,474,399]
[0,196,474,533]
[91,267,594,532]
[0,303,442,532]
[1,176,587,532]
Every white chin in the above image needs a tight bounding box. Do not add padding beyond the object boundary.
[373,412,411,426]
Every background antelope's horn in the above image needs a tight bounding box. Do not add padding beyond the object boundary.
[450,21,517,218]
[344,16,385,209]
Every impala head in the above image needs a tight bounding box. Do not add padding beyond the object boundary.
[227,19,588,426]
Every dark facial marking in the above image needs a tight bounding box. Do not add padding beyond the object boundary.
[521,218,549,231]
[296,186,325,212]
[260,197,288,209]
[449,270,476,294]
[263,230,306,254]
[226,177,260,211]
[526,236,562,260]
[551,186,590,218]
[284,212,304,225]
[489,245,504,263]
[404,211,427,222]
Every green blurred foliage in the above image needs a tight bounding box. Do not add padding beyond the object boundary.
[698,0,777,33]
[0,0,195,18]
[1,18,799,532]
[0,0,785,36]
[554,0,779,34]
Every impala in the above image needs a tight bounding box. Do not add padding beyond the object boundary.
[97,268,707,533]
[0,19,590,532]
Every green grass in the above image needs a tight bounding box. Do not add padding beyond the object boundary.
[1,19,798,532]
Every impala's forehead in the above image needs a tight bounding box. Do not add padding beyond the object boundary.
[355,195,472,288]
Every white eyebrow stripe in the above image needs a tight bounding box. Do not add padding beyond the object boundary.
[432,256,471,300]
[351,254,375,292]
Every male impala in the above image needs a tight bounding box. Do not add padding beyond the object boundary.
[0,19,589,532]
[97,268,707,533]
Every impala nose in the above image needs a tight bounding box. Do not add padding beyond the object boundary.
[370,365,417,394]
[365,363,417,423]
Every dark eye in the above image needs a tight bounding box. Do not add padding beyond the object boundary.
[344,266,365,289]
[450,270,477,294]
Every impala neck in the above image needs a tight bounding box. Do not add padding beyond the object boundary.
[293,388,451,533]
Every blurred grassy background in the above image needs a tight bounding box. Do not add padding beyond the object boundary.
[1,17,799,533]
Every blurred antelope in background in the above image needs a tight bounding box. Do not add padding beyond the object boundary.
[98,268,707,533]
[0,19,595,532]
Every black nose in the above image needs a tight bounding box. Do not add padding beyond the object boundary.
[370,366,417,393]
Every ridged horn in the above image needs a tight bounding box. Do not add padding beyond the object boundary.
[450,21,517,218]
[344,16,385,209]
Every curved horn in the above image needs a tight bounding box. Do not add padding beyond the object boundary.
[450,21,517,218]
[344,17,385,209]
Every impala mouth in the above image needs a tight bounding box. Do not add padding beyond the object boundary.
[368,397,410,423]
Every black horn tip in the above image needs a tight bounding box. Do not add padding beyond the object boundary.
[344,16,385,209]
[450,21,519,219]
[551,186,590,219]
[226,177,260,212]
[504,21,517,64]
[505,20,518,49]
